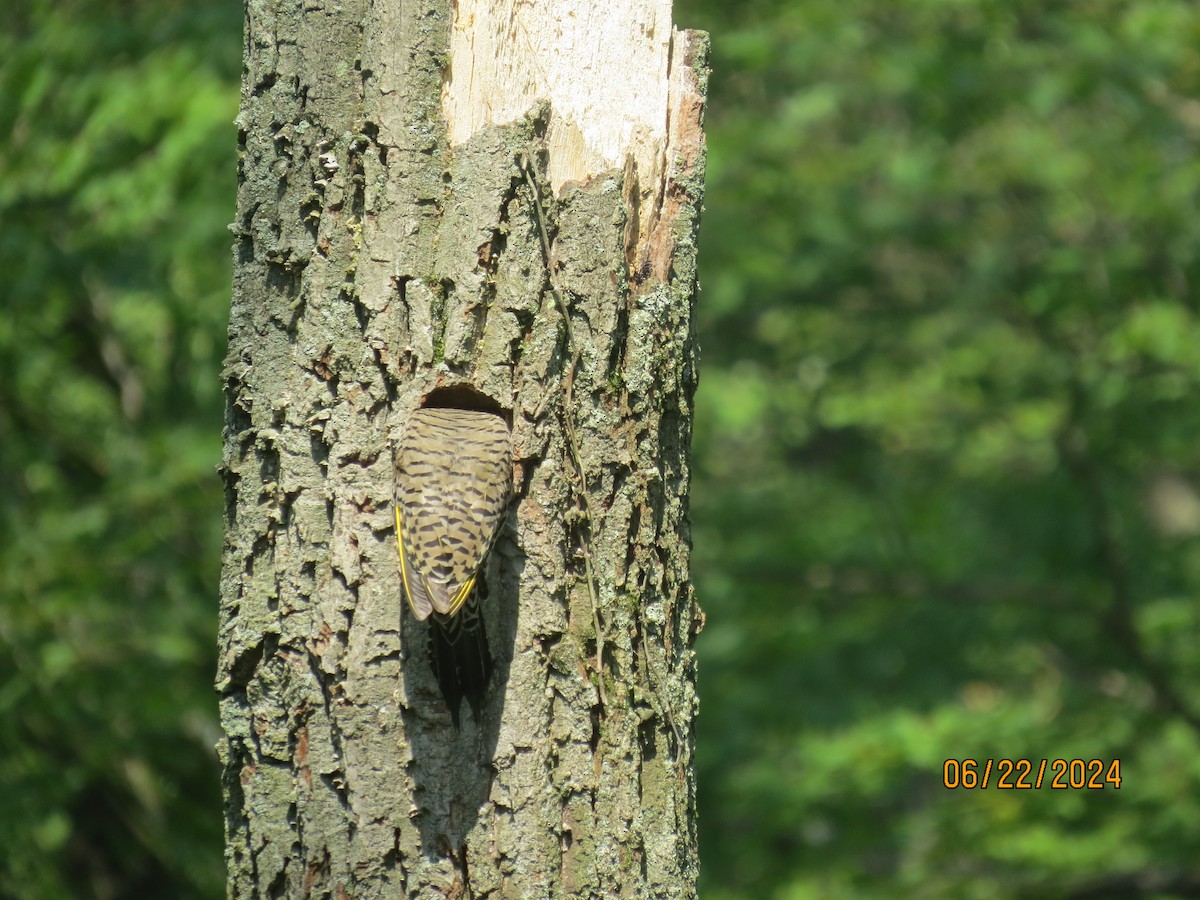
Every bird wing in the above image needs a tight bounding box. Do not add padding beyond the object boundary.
[394,408,511,620]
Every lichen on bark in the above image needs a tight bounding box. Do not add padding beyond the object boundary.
[218,0,706,896]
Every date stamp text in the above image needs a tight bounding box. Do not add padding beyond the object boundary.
[943,758,1121,789]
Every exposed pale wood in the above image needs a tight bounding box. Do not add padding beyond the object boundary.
[443,0,684,222]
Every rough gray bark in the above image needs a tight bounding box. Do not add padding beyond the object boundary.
[217,1,707,896]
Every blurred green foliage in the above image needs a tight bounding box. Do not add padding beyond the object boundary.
[0,0,238,895]
[5,0,1200,896]
[679,0,1200,896]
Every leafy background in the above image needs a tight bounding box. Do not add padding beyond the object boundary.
[4,0,1200,896]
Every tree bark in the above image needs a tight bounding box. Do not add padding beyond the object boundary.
[217,0,707,896]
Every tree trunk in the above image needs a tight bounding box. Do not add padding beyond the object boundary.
[217,0,707,896]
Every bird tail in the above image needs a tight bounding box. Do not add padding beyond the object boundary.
[429,586,493,727]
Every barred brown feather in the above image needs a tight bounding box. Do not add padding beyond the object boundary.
[394,407,511,723]
[394,408,511,621]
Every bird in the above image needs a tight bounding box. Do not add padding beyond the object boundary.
[393,407,512,723]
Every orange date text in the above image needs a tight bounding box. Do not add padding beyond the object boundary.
[942,758,1121,790]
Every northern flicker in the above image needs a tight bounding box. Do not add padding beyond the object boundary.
[393,407,512,722]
